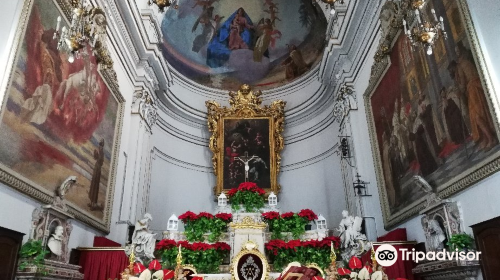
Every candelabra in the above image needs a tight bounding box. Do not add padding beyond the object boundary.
[403,0,447,55]
[53,0,107,63]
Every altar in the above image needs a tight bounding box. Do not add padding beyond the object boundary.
[121,85,384,280]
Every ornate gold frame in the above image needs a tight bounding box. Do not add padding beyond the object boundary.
[206,84,286,196]
[0,0,122,233]
[364,0,500,228]
[306,263,325,278]
[230,241,269,280]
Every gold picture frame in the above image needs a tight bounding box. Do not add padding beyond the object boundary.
[230,241,269,280]
[364,0,499,228]
[0,0,122,233]
[206,84,285,197]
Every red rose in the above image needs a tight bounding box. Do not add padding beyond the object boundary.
[178,211,197,222]
[156,239,177,250]
[227,188,238,197]
[197,212,214,219]
[177,241,191,250]
[286,239,301,250]
[213,242,231,251]
[262,211,280,220]
[215,213,232,221]
[298,209,318,221]
[281,212,294,219]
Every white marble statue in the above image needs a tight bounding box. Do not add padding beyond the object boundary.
[47,225,64,258]
[426,219,446,251]
[337,210,369,260]
[337,210,366,248]
[53,176,77,211]
[132,213,157,260]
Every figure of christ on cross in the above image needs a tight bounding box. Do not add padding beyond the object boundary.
[234,151,259,182]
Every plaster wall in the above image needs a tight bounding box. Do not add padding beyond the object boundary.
[349,0,500,243]
[146,91,347,232]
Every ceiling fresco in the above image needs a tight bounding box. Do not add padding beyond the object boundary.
[160,0,328,90]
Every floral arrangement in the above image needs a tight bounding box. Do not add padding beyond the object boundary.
[178,211,232,242]
[262,209,318,240]
[155,239,231,273]
[265,236,340,270]
[227,182,266,212]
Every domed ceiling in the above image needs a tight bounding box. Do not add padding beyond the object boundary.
[160,0,327,90]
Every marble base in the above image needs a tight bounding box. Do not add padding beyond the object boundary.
[412,260,480,280]
[16,259,84,280]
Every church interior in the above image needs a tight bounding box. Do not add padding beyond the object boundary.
[0,0,499,279]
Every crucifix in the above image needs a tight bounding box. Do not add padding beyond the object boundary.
[234,151,259,182]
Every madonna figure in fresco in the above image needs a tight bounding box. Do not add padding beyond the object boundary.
[207,8,254,68]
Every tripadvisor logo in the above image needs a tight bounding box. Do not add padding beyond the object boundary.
[375,244,481,267]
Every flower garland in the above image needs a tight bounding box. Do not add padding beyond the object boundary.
[264,236,341,270]
[227,182,266,212]
[178,211,232,242]
[155,240,230,273]
[262,209,318,240]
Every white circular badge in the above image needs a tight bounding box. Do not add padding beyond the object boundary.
[375,244,398,267]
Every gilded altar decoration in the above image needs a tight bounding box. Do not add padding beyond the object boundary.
[206,84,286,197]
[229,216,267,230]
[231,241,269,280]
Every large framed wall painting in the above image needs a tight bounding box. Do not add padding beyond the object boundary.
[365,0,500,228]
[0,0,124,232]
[206,85,285,196]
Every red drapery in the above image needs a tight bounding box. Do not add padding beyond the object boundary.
[79,237,129,280]
[361,228,415,280]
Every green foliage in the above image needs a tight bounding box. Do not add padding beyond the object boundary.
[183,217,229,242]
[160,246,229,273]
[207,218,227,243]
[264,214,308,240]
[18,240,50,274]
[447,233,475,251]
[230,190,265,212]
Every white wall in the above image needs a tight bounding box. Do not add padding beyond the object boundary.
[349,0,500,243]
[0,0,137,248]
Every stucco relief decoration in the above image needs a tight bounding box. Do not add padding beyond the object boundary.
[133,90,158,129]
[364,0,500,228]
[160,0,327,90]
[206,84,285,197]
[0,0,124,232]
[333,83,356,129]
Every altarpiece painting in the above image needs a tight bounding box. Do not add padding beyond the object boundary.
[206,84,285,196]
[365,0,500,228]
[0,0,123,232]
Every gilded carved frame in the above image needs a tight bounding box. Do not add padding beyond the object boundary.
[364,0,499,228]
[0,0,122,233]
[206,84,285,197]
[230,241,270,280]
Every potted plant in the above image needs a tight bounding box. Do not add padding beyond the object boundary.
[447,233,475,251]
[18,239,50,274]
[227,182,265,212]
